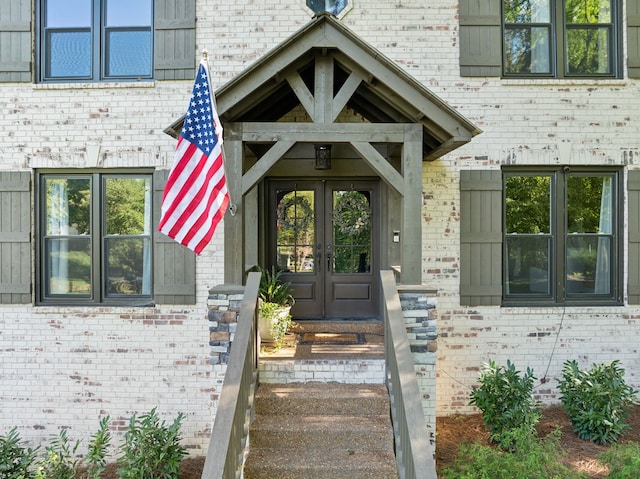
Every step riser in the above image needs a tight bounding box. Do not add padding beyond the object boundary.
[259,359,386,384]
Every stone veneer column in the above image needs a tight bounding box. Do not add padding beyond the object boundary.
[207,285,245,365]
[397,284,437,445]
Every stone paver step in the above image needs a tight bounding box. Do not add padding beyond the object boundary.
[249,413,394,450]
[254,382,390,416]
[291,320,384,335]
[243,447,398,479]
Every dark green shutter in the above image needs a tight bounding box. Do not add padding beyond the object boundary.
[0,0,31,82]
[628,171,640,303]
[0,171,31,303]
[459,0,502,77]
[153,169,196,304]
[154,0,196,80]
[460,170,503,306]
[628,0,640,78]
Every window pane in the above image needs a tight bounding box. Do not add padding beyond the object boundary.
[106,0,152,26]
[506,236,551,295]
[505,175,551,234]
[45,237,92,295]
[566,27,611,74]
[106,30,152,77]
[45,178,91,236]
[504,27,551,73]
[565,0,612,24]
[44,177,92,297]
[47,31,92,78]
[332,191,371,274]
[276,190,315,273]
[504,0,551,23]
[566,236,611,295]
[105,237,151,296]
[567,175,613,234]
[46,0,91,27]
[105,177,151,235]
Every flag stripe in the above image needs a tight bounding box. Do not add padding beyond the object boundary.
[158,60,229,255]
[171,154,225,243]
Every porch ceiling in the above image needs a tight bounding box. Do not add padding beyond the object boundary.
[164,13,481,161]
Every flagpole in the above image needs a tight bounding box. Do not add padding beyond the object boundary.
[201,49,236,217]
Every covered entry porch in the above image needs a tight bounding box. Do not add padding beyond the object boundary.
[165,13,480,296]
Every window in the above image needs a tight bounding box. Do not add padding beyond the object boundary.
[37,172,153,305]
[307,0,348,15]
[503,0,619,77]
[39,0,152,81]
[503,168,622,305]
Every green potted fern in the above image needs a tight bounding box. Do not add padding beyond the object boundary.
[257,266,295,347]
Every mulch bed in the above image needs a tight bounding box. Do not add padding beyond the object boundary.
[93,405,640,478]
[435,404,640,478]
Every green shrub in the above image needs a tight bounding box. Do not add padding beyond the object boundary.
[599,441,640,478]
[557,360,638,445]
[440,427,586,479]
[84,416,111,479]
[34,429,81,479]
[469,359,541,449]
[0,428,39,479]
[117,408,186,479]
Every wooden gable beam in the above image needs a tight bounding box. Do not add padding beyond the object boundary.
[286,71,315,121]
[241,140,296,195]
[331,69,364,122]
[314,55,333,123]
[350,141,404,195]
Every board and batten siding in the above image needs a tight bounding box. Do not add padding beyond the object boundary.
[154,0,197,80]
[0,0,31,82]
[0,171,31,304]
[627,170,640,304]
[153,169,197,305]
[459,170,502,306]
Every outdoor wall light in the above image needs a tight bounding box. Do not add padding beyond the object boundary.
[314,144,332,170]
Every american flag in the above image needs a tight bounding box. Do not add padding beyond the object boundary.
[159,60,229,254]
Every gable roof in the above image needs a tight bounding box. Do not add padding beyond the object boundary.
[165,13,480,160]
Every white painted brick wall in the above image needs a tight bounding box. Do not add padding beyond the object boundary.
[0,306,214,454]
[3,0,640,454]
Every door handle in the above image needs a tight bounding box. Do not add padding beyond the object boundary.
[327,252,331,272]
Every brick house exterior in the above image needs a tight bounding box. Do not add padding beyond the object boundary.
[2,0,640,455]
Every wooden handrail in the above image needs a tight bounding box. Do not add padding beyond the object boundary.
[381,270,437,479]
[201,272,261,479]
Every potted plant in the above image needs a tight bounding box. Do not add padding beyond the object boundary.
[257,266,295,347]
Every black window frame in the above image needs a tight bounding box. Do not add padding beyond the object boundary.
[37,0,154,83]
[36,170,155,306]
[502,0,622,79]
[502,167,623,306]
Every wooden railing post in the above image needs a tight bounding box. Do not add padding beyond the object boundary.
[381,270,437,479]
[201,272,261,479]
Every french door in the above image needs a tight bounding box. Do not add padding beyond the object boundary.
[268,179,379,319]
